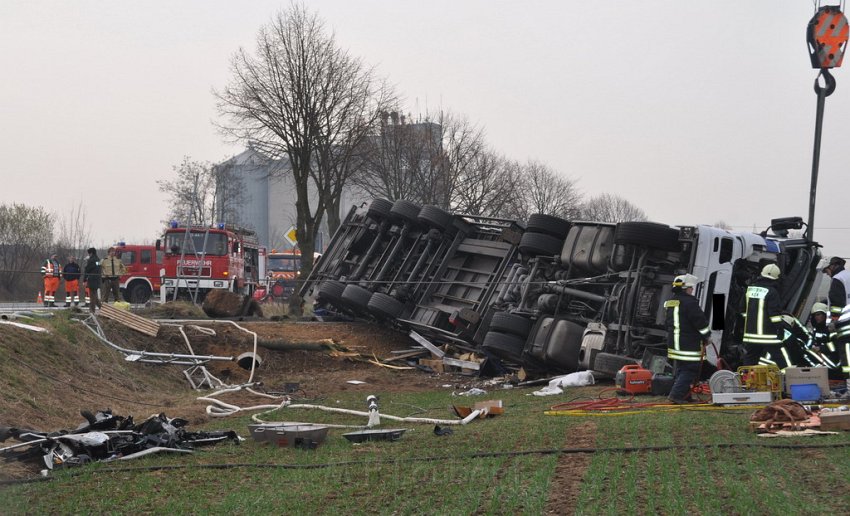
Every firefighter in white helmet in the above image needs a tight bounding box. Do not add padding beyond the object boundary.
[664,274,712,404]
[742,263,791,368]
[808,302,838,365]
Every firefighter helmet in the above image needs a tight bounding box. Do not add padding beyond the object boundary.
[812,302,829,315]
[761,264,781,280]
[672,274,698,290]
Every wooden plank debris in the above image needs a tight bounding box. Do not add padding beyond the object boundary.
[409,330,445,357]
[98,304,160,337]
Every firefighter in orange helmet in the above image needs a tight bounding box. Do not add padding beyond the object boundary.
[40,253,61,307]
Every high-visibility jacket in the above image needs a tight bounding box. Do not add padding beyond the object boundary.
[41,258,60,277]
[829,269,850,316]
[665,291,711,362]
[742,277,784,347]
[834,305,850,373]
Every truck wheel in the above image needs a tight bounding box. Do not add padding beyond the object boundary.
[271,281,287,299]
[367,198,393,221]
[317,280,345,306]
[488,312,533,338]
[482,331,526,363]
[367,292,405,320]
[417,205,454,232]
[526,214,571,239]
[389,199,421,225]
[591,352,639,377]
[614,222,680,251]
[519,232,563,257]
[124,282,151,304]
[341,284,372,310]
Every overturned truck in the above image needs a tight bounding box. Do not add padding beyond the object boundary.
[302,201,825,377]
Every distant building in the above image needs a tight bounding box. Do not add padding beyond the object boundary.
[215,147,367,250]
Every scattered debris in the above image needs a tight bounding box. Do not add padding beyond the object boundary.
[532,371,596,396]
[453,400,504,419]
[433,425,453,436]
[453,388,487,396]
[0,410,238,472]
[343,428,407,443]
[0,320,48,333]
[98,303,160,337]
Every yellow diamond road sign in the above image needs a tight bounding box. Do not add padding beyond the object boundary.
[284,226,298,246]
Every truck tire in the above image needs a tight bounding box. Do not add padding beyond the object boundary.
[124,282,151,304]
[519,232,563,257]
[367,292,406,320]
[488,312,533,338]
[591,352,639,377]
[367,198,393,221]
[317,280,345,306]
[341,284,372,311]
[417,205,454,232]
[482,331,526,363]
[389,199,421,225]
[526,214,571,239]
[614,222,680,251]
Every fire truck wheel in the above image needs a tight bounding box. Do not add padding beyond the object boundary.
[417,205,454,232]
[317,280,346,306]
[124,282,151,304]
[341,284,372,311]
[591,352,639,378]
[526,213,571,239]
[482,331,526,363]
[271,281,287,299]
[367,198,393,221]
[613,222,680,251]
[518,232,563,258]
[389,199,421,226]
[488,312,533,338]
[367,292,405,320]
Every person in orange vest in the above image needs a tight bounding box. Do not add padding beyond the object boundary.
[40,253,61,307]
[62,255,82,307]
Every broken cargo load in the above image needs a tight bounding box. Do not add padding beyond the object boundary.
[302,201,827,377]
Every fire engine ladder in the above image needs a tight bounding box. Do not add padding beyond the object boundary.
[171,226,211,304]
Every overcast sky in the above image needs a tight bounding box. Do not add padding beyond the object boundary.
[1,1,848,256]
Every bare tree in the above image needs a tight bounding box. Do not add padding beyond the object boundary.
[55,201,92,255]
[353,109,488,211]
[508,160,583,220]
[713,220,733,230]
[157,157,243,228]
[451,150,519,217]
[580,193,648,223]
[216,3,386,276]
[0,203,53,299]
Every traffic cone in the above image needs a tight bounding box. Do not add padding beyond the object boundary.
[37,292,43,304]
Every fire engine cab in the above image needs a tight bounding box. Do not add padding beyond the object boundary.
[157,223,264,303]
[113,242,163,304]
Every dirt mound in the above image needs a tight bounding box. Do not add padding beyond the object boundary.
[0,310,450,479]
[202,290,263,318]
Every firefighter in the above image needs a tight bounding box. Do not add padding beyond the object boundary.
[62,255,82,307]
[100,247,126,303]
[835,304,850,376]
[664,274,712,404]
[742,263,791,368]
[822,257,850,318]
[808,302,839,366]
[40,253,61,307]
[83,247,102,313]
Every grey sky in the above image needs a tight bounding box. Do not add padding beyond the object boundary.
[1,1,847,256]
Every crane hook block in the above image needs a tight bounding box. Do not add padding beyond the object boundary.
[807,5,849,69]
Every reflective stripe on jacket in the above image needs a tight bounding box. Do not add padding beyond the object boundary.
[665,291,711,362]
[742,278,783,346]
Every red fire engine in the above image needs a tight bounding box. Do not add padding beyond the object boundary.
[113,242,163,304]
[157,223,264,302]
